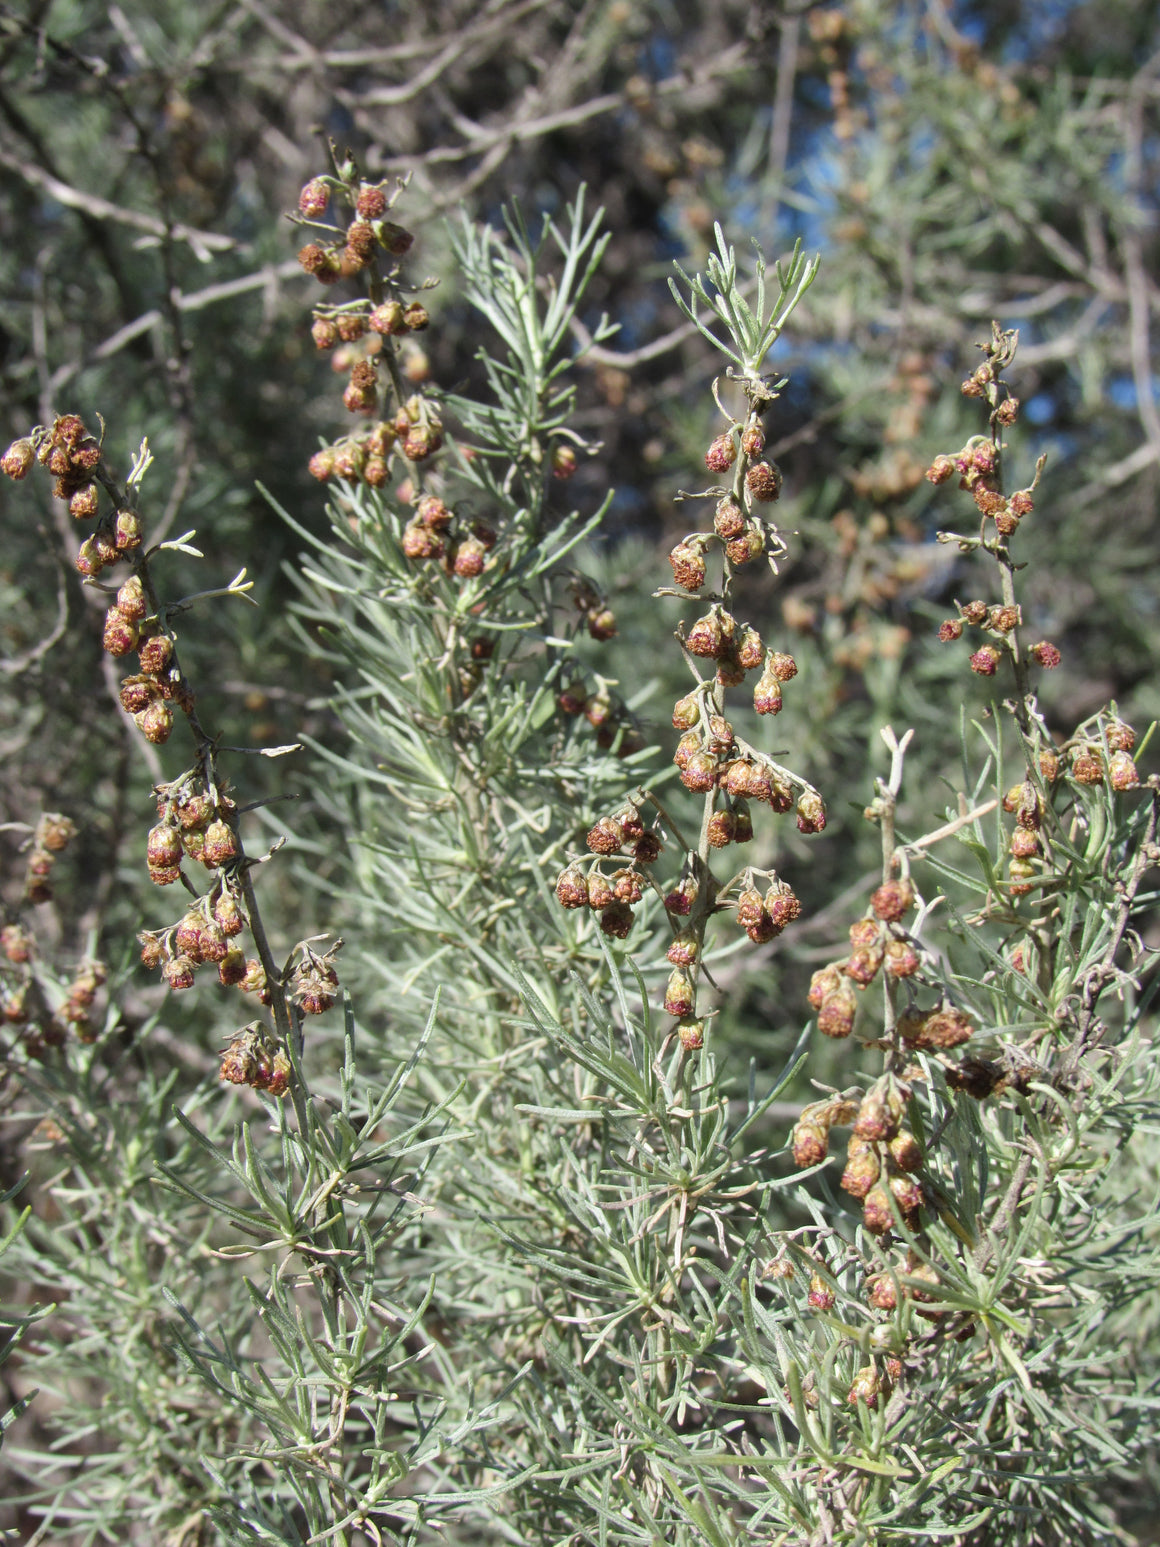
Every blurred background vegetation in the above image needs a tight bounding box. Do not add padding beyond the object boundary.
[2,0,1159,1536]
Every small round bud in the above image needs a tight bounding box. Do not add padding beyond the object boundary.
[1105,719,1136,753]
[298,243,340,283]
[740,423,765,457]
[925,454,955,484]
[753,670,782,716]
[840,1138,880,1199]
[147,822,182,870]
[988,605,1018,634]
[680,751,718,793]
[114,509,144,551]
[726,528,764,566]
[995,396,1019,425]
[765,885,801,928]
[298,178,330,217]
[587,815,625,855]
[818,982,858,1038]
[807,1272,835,1311]
[870,878,914,922]
[379,222,413,256]
[586,871,614,910]
[867,1275,898,1311]
[795,791,826,834]
[1,438,35,479]
[1,924,32,963]
[862,1187,894,1236]
[355,184,387,219]
[745,460,782,501]
[938,618,963,642]
[792,1120,829,1169]
[103,607,139,657]
[1009,489,1034,518]
[677,1018,704,1051]
[848,1366,880,1408]
[666,932,699,967]
[403,301,429,331]
[202,819,239,867]
[69,483,99,520]
[663,969,696,1018]
[969,645,1002,676]
[116,575,147,622]
[137,633,174,676]
[672,693,699,730]
[686,614,723,658]
[714,496,745,539]
[556,864,589,908]
[164,955,196,991]
[370,300,407,336]
[1029,641,1061,669]
[704,433,736,473]
[706,810,737,848]
[736,627,764,671]
[551,445,578,479]
[599,901,634,938]
[137,701,173,744]
[1072,749,1104,786]
[1109,750,1140,791]
[669,539,706,592]
[587,608,617,641]
[884,939,920,978]
[311,317,340,349]
[218,948,247,986]
[888,1130,923,1172]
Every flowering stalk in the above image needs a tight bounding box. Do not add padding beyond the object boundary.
[556,226,824,1048]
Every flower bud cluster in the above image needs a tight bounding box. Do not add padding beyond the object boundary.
[792,1076,925,1237]
[556,802,665,940]
[555,674,645,757]
[806,875,922,1038]
[219,1023,292,1098]
[19,813,78,906]
[1,904,106,1052]
[291,944,342,1015]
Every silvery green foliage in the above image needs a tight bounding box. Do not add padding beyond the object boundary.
[4,201,1159,1547]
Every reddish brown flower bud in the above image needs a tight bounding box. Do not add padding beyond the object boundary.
[686,613,723,658]
[355,184,387,219]
[818,981,858,1038]
[925,454,955,484]
[1072,750,1104,786]
[845,946,884,986]
[311,318,340,350]
[203,819,238,868]
[849,1366,880,1408]
[218,948,247,986]
[599,900,634,938]
[677,1018,704,1051]
[726,528,764,566]
[704,432,736,473]
[959,600,987,625]
[664,875,698,916]
[1009,827,1040,860]
[840,1137,880,1199]
[587,608,617,641]
[753,670,782,715]
[114,509,143,551]
[137,932,164,969]
[148,864,181,886]
[911,1006,974,1049]
[378,221,413,256]
[862,1186,894,1236]
[452,537,487,578]
[734,886,764,929]
[583,871,611,911]
[867,1274,898,1311]
[663,969,695,1018]
[870,877,914,922]
[1,438,35,479]
[634,831,663,863]
[298,243,340,283]
[680,751,718,793]
[796,791,826,834]
[765,885,801,928]
[792,1120,828,1168]
[214,892,245,936]
[669,539,707,592]
[730,627,762,672]
[1029,641,1061,669]
[369,300,407,336]
[740,423,765,458]
[807,1272,835,1310]
[673,731,699,770]
[807,964,842,1010]
[672,693,699,731]
[402,301,429,331]
[938,618,964,642]
[164,955,196,991]
[884,939,921,978]
[714,496,745,539]
[147,822,182,871]
[1106,719,1136,753]
[587,815,625,855]
[556,864,589,908]
[987,605,1017,634]
[611,868,643,905]
[889,1129,923,1172]
[295,960,339,1015]
[995,396,1019,425]
[102,607,139,657]
[138,633,173,675]
[298,178,330,217]
[551,444,577,479]
[706,810,737,848]
[746,460,782,501]
[68,482,99,520]
[666,931,699,967]
[1,924,32,963]
[240,959,267,996]
[969,645,1002,676]
[1109,750,1140,791]
[306,448,334,482]
[854,1079,906,1143]
[137,701,173,744]
[1009,489,1034,518]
